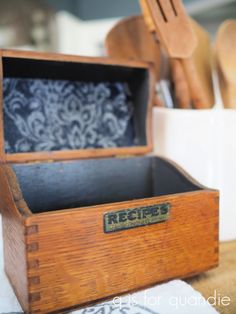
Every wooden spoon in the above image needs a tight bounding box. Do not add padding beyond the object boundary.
[142,0,213,109]
[191,18,215,109]
[105,15,165,107]
[106,10,191,109]
[105,15,161,79]
[215,20,236,108]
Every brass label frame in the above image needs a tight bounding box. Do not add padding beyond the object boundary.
[104,203,171,233]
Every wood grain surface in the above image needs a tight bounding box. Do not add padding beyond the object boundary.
[0,158,219,314]
[25,191,218,313]
[105,15,161,78]
[141,0,214,109]
[0,157,219,314]
[0,165,29,312]
[0,49,219,314]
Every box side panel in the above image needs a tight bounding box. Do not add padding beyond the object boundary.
[26,190,219,313]
[0,166,29,312]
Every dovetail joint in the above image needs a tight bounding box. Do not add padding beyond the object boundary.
[28,259,40,270]
[27,242,39,253]
[29,276,40,286]
[26,225,39,235]
[29,292,41,303]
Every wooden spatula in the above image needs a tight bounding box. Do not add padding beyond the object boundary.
[215,20,236,108]
[140,0,191,109]
[141,0,213,109]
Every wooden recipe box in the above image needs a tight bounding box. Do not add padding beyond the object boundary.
[0,50,219,314]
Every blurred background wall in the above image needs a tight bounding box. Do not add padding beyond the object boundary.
[0,0,236,55]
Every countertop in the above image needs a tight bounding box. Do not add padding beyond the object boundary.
[187,241,236,313]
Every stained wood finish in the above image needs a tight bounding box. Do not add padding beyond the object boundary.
[4,147,150,164]
[170,18,214,109]
[139,1,192,109]
[140,0,156,33]
[0,49,155,163]
[0,158,219,314]
[141,3,192,109]
[25,191,218,313]
[105,15,191,109]
[142,0,197,58]
[170,59,191,109]
[0,165,30,312]
[105,16,161,78]
[0,49,219,314]
[105,15,163,107]
[191,19,215,109]
[141,0,214,109]
[1,49,151,68]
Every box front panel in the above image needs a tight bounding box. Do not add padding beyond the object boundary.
[26,191,219,313]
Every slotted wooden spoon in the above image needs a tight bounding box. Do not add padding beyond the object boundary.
[141,0,213,109]
[140,0,191,108]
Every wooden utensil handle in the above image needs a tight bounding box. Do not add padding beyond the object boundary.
[139,0,156,33]
[221,82,236,109]
[181,58,209,109]
[170,59,191,109]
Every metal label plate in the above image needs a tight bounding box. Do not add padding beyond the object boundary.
[104,203,171,233]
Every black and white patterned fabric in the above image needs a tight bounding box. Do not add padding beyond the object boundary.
[3,79,135,154]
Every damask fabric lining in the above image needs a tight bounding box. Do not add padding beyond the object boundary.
[3,78,135,154]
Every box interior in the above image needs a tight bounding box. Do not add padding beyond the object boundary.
[13,157,202,214]
[2,57,149,154]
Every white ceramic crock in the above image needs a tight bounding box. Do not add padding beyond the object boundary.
[153,107,236,241]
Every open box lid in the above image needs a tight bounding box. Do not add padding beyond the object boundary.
[0,50,154,164]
